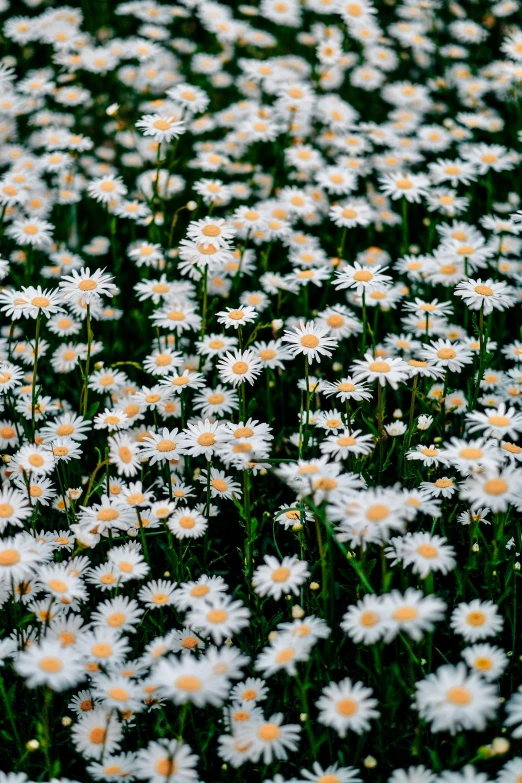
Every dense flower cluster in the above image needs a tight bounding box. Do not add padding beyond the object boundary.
[0,0,521,782]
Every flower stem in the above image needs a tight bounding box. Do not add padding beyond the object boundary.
[81,304,92,417]
[30,311,42,442]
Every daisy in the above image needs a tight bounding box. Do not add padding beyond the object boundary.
[466,402,522,440]
[252,556,310,600]
[172,575,228,612]
[93,408,129,432]
[90,596,144,634]
[320,429,374,461]
[0,487,31,531]
[186,595,250,645]
[341,594,388,645]
[420,339,473,373]
[154,655,229,707]
[392,532,457,577]
[198,467,241,500]
[135,114,185,142]
[87,174,127,204]
[406,444,449,467]
[451,600,504,641]
[415,663,498,734]
[461,468,522,512]
[217,349,264,387]
[91,673,144,714]
[255,633,312,678]
[197,333,238,358]
[235,713,301,764]
[505,691,522,738]
[321,377,373,403]
[109,434,142,478]
[351,352,410,389]
[282,321,338,364]
[454,278,515,314]
[134,739,198,783]
[168,507,207,539]
[139,428,187,465]
[230,678,268,704]
[0,362,25,393]
[217,305,258,330]
[6,218,54,248]
[461,644,508,680]
[12,444,54,476]
[45,437,83,464]
[382,589,446,642]
[300,763,362,783]
[316,678,380,737]
[59,267,117,305]
[439,437,501,475]
[71,708,123,760]
[87,752,138,782]
[330,200,374,228]
[15,638,84,690]
[379,171,430,203]
[193,386,238,418]
[334,262,392,295]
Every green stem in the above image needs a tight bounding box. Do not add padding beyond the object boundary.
[81,304,92,417]
[31,312,42,442]
[406,374,419,451]
[0,676,23,759]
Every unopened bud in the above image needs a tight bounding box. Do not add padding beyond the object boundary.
[26,740,39,751]
[309,581,320,590]
[62,716,72,727]
[186,201,197,211]
[364,756,377,769]
[292,604,305,619]
[492,737,510,754]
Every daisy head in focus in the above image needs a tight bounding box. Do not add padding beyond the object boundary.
[282,320,338,364]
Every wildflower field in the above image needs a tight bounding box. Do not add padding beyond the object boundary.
[3,0,522,782]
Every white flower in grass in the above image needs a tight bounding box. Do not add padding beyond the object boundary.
[316,677,380,737]
[282,320,338,363]
[415,663,498,733]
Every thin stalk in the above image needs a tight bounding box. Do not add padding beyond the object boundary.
[81,304,92,417]
[406,374,419,450]
[0,676,23,758]
[30,311,42,442]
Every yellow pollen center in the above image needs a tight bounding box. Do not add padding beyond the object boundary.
[366,504,389,521]
[39,657,63,673]
[258,723,280,741]
[483,478,508,495]
[446,686,472,705]
[271,567,291,582]
[176,674,202,691]
[474,285,493,296]
[337,698,358,716]
[157,439,176,452]
[369,361,390,373]
[417,544,438,558]
[207,609,228,623]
